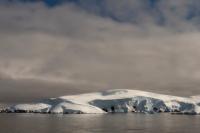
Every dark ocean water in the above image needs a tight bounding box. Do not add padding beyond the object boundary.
[0,113,200,133]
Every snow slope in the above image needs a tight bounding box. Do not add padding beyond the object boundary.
[3,89,200,114]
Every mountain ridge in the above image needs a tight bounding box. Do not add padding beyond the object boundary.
[1,89,200,115]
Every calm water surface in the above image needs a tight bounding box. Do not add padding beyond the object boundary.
[0,113,200,133]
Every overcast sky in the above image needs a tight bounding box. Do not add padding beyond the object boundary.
[1,0,200,103]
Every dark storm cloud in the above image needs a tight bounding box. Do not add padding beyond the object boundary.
[0,1,200,103]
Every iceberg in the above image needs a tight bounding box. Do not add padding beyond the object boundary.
[2,89,200,115]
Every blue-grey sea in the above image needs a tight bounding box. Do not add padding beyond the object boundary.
[0,113,200,133]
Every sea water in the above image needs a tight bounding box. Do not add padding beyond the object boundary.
[0,113,200,133]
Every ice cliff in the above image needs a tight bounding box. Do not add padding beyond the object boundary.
[2,89,200,115]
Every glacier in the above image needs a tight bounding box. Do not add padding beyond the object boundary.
[1,89,200,115]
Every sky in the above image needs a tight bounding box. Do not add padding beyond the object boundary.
[1,0,200,103]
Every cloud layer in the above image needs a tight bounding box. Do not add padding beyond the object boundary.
[1,1,200,102]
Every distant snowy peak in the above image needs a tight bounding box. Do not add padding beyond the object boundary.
[2,89,200,115]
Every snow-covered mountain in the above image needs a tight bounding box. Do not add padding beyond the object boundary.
[2,89,200,115]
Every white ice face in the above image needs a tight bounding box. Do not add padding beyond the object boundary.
[3,89,200,115]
